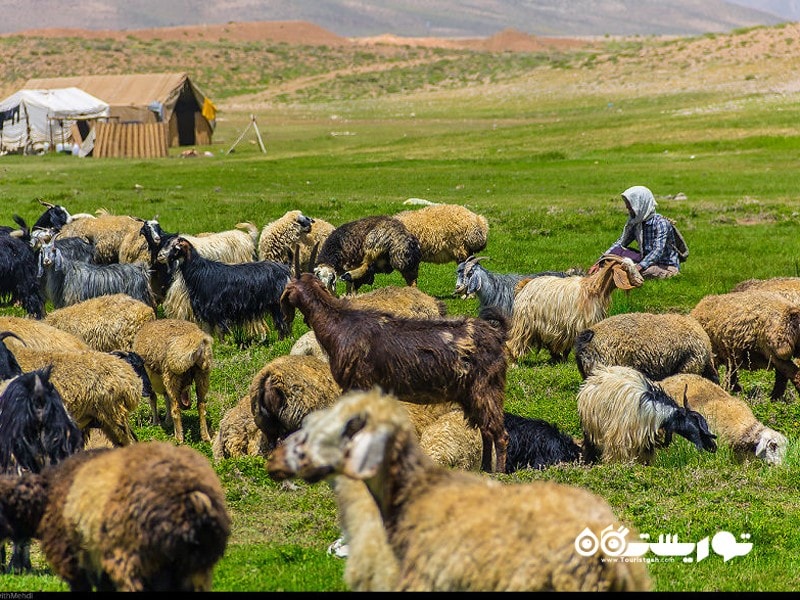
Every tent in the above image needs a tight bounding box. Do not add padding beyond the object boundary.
[0,87,110,155]
[24,73,217,148]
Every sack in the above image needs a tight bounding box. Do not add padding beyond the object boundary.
[668,218,689,262]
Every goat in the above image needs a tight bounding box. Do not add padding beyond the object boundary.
[504,412,583,473]
[577,365,717,464]
[454,254,580,319]
[37,233,155,310]
[157,236,292,343]
[313,215,421,296]
[279,269,510,473]
[0,221,46,319]
[0,441,231,591]
[506,254,644,363]
[267,387,652,591]
[0,366,83,574]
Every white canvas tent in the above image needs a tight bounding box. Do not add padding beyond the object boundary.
[0,87,110,155]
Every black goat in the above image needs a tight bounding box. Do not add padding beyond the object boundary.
[0,366,83,573]
[279,269,510,473]
[0,222,45,319]
[504,412,582,473]
[157,236,292,341]
[31,199,74,232]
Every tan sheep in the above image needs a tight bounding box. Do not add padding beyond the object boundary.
[574,311,719,383]
[58,209,143,264]
[506,254,645,363]
[11,346,142,446]
[212,395,269,461]
[132,319,214,444]
[268,387,652,592]
[298,216,336,273]
[257,210,321,267]
[660,373,789,466]
[690,289,800,400]
[394,202,489,264]
[0,316,90,352]
[732,276,800,305]
[43,293,156,352]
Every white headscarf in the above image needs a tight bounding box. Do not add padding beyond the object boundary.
[621,185,656,251]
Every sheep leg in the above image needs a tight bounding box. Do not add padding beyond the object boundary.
[169,393,185,444]
[771,359,800,401]
[7,540,31,574]
[196,373,212,443]
[102,420,138,447]
[150,391,161,426]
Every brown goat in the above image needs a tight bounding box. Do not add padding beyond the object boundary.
[279,271,510,473]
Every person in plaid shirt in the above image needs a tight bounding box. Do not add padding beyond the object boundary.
[592,185,681,279]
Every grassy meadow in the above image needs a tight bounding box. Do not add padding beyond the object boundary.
[2,25,800,592]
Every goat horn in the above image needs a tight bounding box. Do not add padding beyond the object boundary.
[473,256,490,263]
[308,242,319,272]
[293,244,302,278]
[682,384,691,410]
[37,198,56,209]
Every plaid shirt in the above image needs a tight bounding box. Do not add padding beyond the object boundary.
[608,213,680,270]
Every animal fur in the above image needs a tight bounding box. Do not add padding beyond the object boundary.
[394,203,489,264]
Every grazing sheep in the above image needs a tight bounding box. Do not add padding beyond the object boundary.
[577,365,717,464]
[37,234,156,310]
[0,366,83,574]
[132,319,214,444]
[268,387,652,592]
[289,285,447,362]
[690,290,800,400]
[257,210,315,265]
[732,277,800,305]
[11,346,142,447]
[506,254,645,363]
[393,203,488,264]
[0,441,231,591]
[454,254,580,319]
[661,373,788,466]
[57,209,145,264]
[157,236,291,343]
[298,216,336,273]
[43,294,156,352]
[313,215,422,296]
[0,316,90,352]
[504,412,583,473]
[280,271,510,473]
[211,395,269,461]
[574,311,719,383]
[249,354,342,450]
[0,225,46,319]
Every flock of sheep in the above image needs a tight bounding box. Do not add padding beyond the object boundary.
[0,195,795,591]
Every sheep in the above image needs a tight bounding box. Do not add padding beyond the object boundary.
[0,225,46,319]
[11,346,142,447]
[0,316,90,352]
[298,215,336,273]
[211,395,269,461]
[689,289,800,400]
[454,254,581,319]
[660,373,789,466]
[157,236,291,343]
[267,387,652,592]
[257,209,315,265]
[577,365,717,464]
[313,215,422,296]
[132,318,214,444]
[504,412,583,473]
[574,311,720,384]
[289,285,448,362]
[731,276,800,305]
[505,254,645,363]
[37,233,156,310]
[0,441,231,591]
[249,354,343,450]
[43,293,156,353]
[279,271,510,473]
[393,202,489,264]
[56,209,148,264]
[0,366,83,574]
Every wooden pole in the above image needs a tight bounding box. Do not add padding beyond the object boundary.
[226,114,266,154]
[251,115,267,154]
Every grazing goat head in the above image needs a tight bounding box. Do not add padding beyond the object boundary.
[660,385,717,453]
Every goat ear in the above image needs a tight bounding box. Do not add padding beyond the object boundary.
[612,264,636,290]
[342,425,390,480]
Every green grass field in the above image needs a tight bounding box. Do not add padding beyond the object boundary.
[1,26,800,592]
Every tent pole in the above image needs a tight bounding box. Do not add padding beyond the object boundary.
[251,115,267,154]
[226,114,266,155]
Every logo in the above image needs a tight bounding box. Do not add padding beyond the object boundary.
[574,525,753,564]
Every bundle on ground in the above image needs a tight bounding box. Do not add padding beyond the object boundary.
[574,311,719,383]
[0,441,231,591]
[268,388,652,592]
[280,272,510,473]
[506,254,644,363]
[690,289,800,400]
[660,373,788,465]
[577,365,717,464]
[211,394,269,461]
